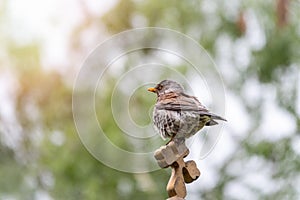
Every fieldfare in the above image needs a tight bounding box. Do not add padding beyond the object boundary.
[148,80,226,143]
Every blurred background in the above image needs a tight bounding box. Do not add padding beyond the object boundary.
[0,0,300,199]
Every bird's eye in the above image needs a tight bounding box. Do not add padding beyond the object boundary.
[157,85,163,90]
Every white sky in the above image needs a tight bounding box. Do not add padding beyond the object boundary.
[5,0,117,72]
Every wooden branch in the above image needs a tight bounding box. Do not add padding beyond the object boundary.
[154,141,201,199]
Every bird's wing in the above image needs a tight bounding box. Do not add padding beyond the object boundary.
[156,92,226,121]
[156,92,208,112]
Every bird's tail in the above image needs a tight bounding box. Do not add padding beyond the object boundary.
[210,113,227,121]
[202,112,227,126]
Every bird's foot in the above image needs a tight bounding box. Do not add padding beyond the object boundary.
[173,137,185,146]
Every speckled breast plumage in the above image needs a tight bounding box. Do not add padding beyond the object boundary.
[153,107,209,140]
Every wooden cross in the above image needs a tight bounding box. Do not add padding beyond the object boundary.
[154,141,201,199]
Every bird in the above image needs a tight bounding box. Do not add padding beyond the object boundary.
[148,80,226,144]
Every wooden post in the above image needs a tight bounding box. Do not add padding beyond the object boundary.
[154,141,201,199]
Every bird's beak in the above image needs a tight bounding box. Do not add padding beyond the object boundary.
[147,87,157,93]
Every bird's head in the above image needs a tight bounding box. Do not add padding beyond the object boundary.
[147,80,184,96]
